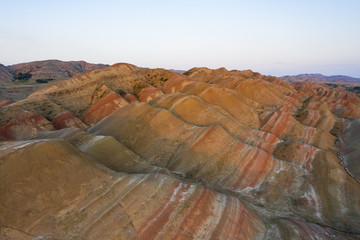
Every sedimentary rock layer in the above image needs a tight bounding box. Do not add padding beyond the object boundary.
[0,140,266,240]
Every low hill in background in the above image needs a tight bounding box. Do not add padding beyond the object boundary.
[280,73,360,85]
[0,59,108,84]
[0,60,108,101]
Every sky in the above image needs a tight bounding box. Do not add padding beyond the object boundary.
[1,0,359,77]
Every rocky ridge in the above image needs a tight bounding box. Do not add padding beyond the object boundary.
[1,64,360,239]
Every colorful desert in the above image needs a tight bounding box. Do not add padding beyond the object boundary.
[1,1,360,239]
[1,63,360,239]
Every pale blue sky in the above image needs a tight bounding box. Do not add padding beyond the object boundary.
[1,0,359,77]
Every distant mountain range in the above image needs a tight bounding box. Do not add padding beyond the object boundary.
[0,60,108,84]
[280,73,360,85]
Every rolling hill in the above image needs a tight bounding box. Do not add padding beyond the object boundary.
[1,63,360,239]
